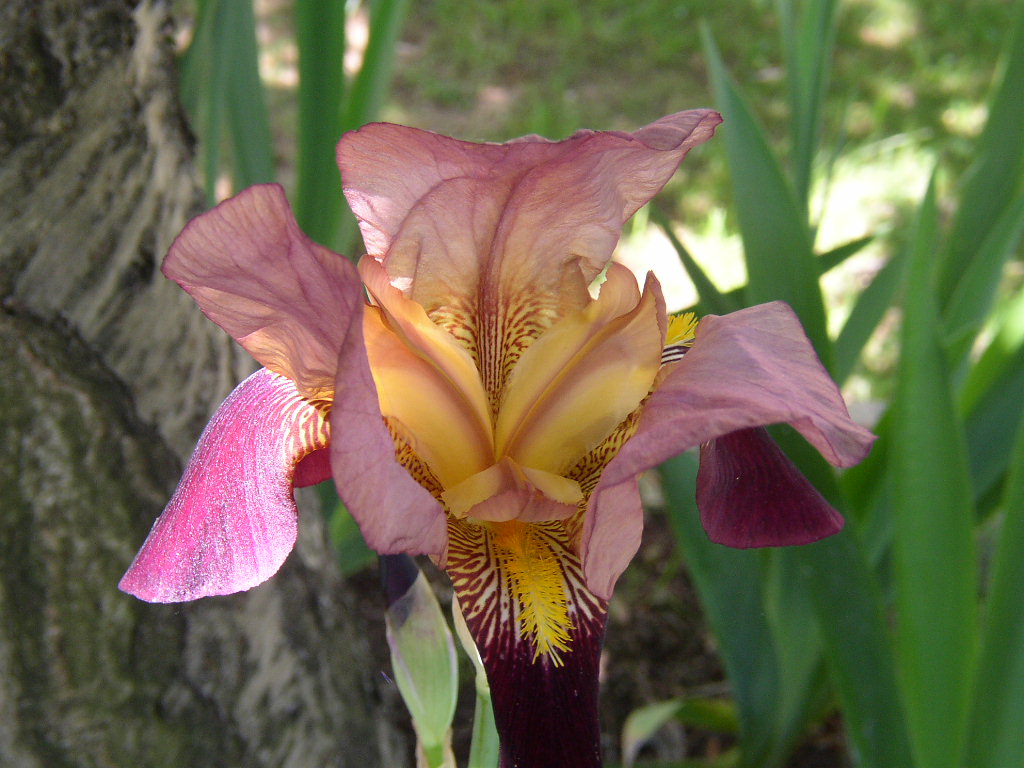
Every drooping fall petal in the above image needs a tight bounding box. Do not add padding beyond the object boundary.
[696,427,845,547]
[447,519,607,768]
[616,302,876,474]
[164,184,363,399]
[584,301,875,597]
[119,368,330,602]
[578,478,646,601]
[626,303,876,473]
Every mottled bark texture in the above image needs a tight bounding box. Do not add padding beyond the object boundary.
[0,2,401,766]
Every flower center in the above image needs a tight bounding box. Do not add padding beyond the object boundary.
[363,260,669,661]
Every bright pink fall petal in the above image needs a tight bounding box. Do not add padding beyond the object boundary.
[329,298,449,559]
[119,368,330,603]
[164,184,363,399]
[337,111,722,353]
[697,427,844,548]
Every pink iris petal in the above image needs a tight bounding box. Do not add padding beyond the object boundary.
[329,299,449,558]
[584,301,875,598]
[579,478,645,600]
[119,368,330,603]
[608,301,875,483]
[337,111,722,331]
[163,184,363,399]
[697,427,844,548]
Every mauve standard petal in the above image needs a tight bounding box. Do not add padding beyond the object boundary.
[339,111,721,273]
[119,369,329,602]
[337,112,721,373]
[605,302,876,487]
[330,298,449,559]
[697,427,844,548]
[164,184,362,399]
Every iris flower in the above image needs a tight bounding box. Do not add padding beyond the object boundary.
[120,110,874,768]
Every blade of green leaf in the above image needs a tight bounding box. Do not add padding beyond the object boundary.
[660,454,786,768]
[964,412,1024,768]
[962,340,1024,511]
[701,24,831,366]
[318,484,376,576]
[937,3,1024,304]
[776,0,839,208]
[796,529,916,768]
[651,208,739,316]
[959,275,1024,511]
[959,284,1024,415]
[295,0,348,247]
[817,234,874,275]
[452,595,500,768]
[342,0,410,131]
[760,548,829,764]
[224,0,274,189]
[621,698,686,768]
[943,190,1024,356]
[674,698,741,734]
[833,244,907,384]
[179,0,275,200]
[622,697,740,768]
[334,0,412,251]
[179,0,228,205]
[891,174,977,768]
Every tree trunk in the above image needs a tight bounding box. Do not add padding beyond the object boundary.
[0,2,404,765]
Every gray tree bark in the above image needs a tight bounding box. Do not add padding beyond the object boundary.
[0,2,404,766]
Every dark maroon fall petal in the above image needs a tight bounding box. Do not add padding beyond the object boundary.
[697,427,845,548]
[446,521,608,768]
[466,599,607,768]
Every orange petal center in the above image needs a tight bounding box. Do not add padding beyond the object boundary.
[363,259,663,524]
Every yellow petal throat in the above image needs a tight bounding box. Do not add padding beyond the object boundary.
[447,517,604,667]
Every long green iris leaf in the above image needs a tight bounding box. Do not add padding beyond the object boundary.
[891,175,977,768]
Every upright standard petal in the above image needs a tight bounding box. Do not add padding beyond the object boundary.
[164,184,363,399]
[338,111,722,404]
[119,369,330,602]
